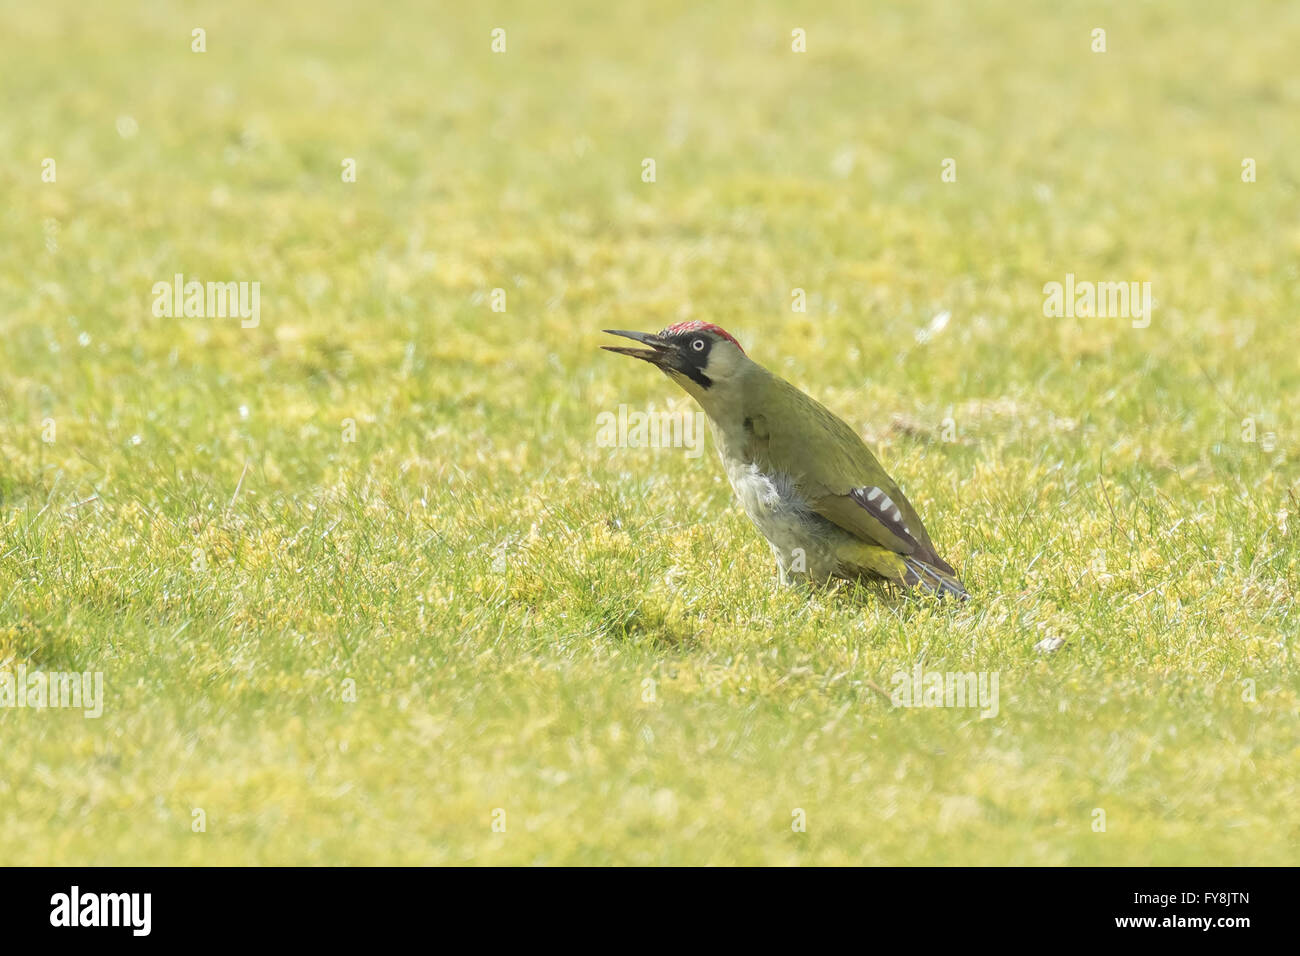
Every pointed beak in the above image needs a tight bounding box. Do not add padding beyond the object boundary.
[600,329,677,369]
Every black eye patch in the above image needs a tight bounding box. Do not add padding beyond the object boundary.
[661,331,714,388]
[674,334,711,364]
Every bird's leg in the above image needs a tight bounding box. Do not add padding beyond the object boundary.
[776,557,792,587]
[772,546,795,586]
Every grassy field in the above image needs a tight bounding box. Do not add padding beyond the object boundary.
[1,0,1297,865]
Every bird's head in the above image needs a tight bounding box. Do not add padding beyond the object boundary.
[602,321,749,403]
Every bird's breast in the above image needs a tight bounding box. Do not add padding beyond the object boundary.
[723,457,797,516]
[720,457,841,577]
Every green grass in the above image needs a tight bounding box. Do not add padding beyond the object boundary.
[1,0,1297,865]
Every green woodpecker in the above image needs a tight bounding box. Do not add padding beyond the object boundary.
[603,322,967,599]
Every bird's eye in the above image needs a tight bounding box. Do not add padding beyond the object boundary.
[691,338,705,351]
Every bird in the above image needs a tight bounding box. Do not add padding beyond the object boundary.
[602,321,967,599]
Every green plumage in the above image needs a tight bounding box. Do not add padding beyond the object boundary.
[601,323,967,598]
[738,369,966,598]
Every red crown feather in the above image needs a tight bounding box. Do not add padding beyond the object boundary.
[662,320,745,353]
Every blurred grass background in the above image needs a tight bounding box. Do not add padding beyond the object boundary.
[0,0,1297,864]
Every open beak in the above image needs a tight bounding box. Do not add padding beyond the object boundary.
[600,329,678,370]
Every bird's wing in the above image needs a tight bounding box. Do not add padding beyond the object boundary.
[745,377,950,570]
[812,485,927,555]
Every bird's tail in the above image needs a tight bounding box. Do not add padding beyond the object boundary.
[902,555,969,601]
